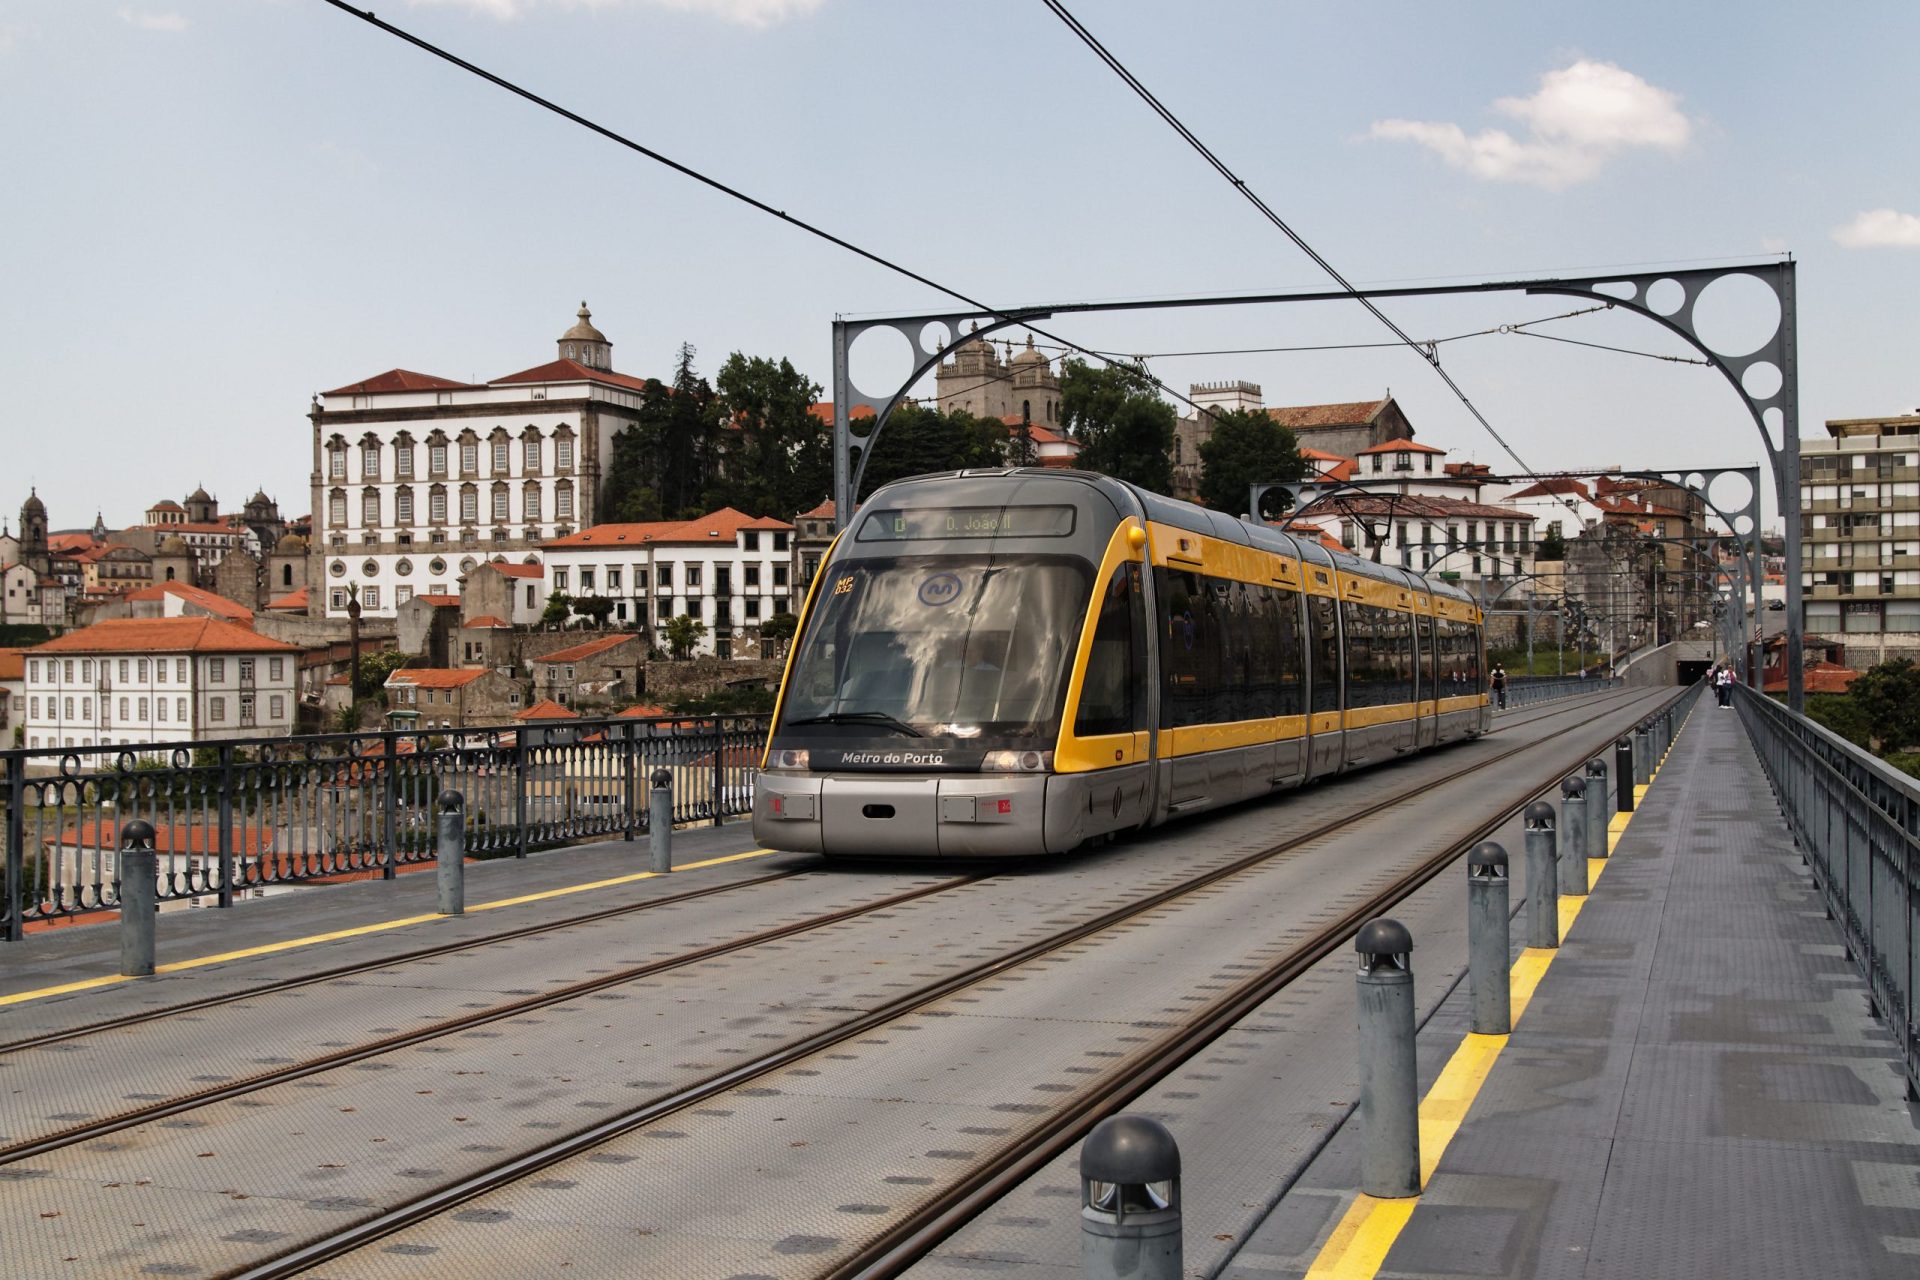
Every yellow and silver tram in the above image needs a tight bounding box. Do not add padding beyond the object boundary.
[754,469,1487,857]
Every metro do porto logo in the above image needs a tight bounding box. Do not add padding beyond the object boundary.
[917,572,963,607]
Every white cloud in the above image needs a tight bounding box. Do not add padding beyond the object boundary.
[118,7,189,31]
[1831,208,1920,249]
[1369,59,1692,190]
[407,0,823,24]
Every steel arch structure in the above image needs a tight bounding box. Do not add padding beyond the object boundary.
[830,259,1803,706]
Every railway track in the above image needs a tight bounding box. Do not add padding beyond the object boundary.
[181,685,1671,1279]
[0,687,1635,1178]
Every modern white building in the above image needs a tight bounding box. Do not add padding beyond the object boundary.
[22,617,298,750]
[540,508,796,658]
[1801,414,1920,663]
[309,304,650,620]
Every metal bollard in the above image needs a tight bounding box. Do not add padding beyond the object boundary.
[436,789,465,916]
[1614,737,1635,813]
[1080,1114,1182,1280]
[118,819,158,977]
[1525,802,1559,945]
[1467,842,1511,1035]
[1585,756,1612,856]
[1559,777,1588,898]
[649,768,673,874]
[1355,918,1420,1198]
[1633,725,1652,785]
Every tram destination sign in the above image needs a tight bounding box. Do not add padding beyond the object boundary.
[856,505,1076,541]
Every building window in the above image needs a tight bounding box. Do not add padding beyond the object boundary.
[363,491,381,527]
[270,695,285,720]
[239,693,255,724]
[239,659,255,682]
[138,697,148,720]
[523,485,541,521]
[396,442,414,478]
[492,485,510,521]
[429,443,448,477]
[330,492,348,527]
[156,660,167,684]
[177,696,187,722]
[773,531,788,552]
[397,585,413,606]
[460,487,478,523]
[331,588,347,610]
[634,566,648,591]
[208,658,225,681]
[430,487,448,524]
[119,659,129,681]
[523,437,541,473]
[773,565,788,588]
[744,531,759,551]
[556,436,574,470]
[606,568,621,591]
[210,696,225,723]
[396,488,414,524]
[686,565,702,589]
[270,657,283,680]
[553,568,569,591]
[556,484,573,519]
[745,565,761,587]
[492,439,510,474]
[157,697,168,722]
[657,563,673,589]
[745,599,761,620]
[579,569,595,592]
[363,586,380,609]
[460,439,478,475]
[330,446,347,479]
[362,444,380,480]
[137,658,149,680]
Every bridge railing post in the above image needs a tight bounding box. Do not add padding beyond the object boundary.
[1585,758,1610,858]
[1525,802,1559,947]
[1079,1114,1182,1280]
[650,769,673,874]
[1467,842,1510,1035]
[1559,778,1588,897]
[1355,917,1420,1198]
[1614,738,1636,813]
[119,819,158,977]
[436,789,465,917]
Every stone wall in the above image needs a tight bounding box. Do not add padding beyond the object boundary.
[639,656,784,705]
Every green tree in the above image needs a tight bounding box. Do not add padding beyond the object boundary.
[714,353,831,517]
[1535,526,1567,561]
[1848,657,1920,752]
[1196,408,1305,515]
[541,591,573,627]
[600,343,726,522]
[856,403,1008,498]
[663,613,707,659]
[572,595,615,628]
[1058,358,1176,493]
[356,647,409,692]
[758,610,798,658]
[1007,410,1038,468]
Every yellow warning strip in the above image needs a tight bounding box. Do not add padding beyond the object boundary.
[0,846,780,1007]
[1305,717,1679,1278]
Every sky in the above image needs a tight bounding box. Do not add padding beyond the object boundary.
[3,0,1917,536]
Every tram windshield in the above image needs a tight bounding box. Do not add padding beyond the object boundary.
[780,555,1091,742]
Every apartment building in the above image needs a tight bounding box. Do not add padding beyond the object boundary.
[1801,414,1920,663]
[21,618,298,750]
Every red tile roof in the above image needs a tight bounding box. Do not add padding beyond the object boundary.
[490,358,653,394]
[0,648,25,682]
[1506,477,1592,500]
[35,617,295,655]
[537,633,640,664]
[471,561,544,579]
[126,581,254,621]
[798,498,837,520]
[1357,439,1445,455]
[615,703,671,719]
[53,820,278,858]
[266,586,310,611]
[809,402,875,423]
[47,533,99,554]
[1266,399,1389,429]
[148,500,186,513]
[414,593,461,608]
[1764,661,1859,695]
[514,698,579,721]
[386,668,490,690]
[324,368,472,397]
[1314,494,1538,522]
[462,615,513,630]
[542,507,792,550]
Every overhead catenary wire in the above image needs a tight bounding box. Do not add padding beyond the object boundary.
[1039,0,1552,478]
[316,1,1211,421]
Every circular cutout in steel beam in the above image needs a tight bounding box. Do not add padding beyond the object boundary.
[1646,278,1687,317]
[1741,359,1783,401]
[919,321,955,359]
[1689,273,1782,358]
[847,324,916,402]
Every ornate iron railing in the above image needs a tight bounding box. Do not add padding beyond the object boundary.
[1733,683,1919,1100]
[0,715,770,939]
[1500,675,1621,710]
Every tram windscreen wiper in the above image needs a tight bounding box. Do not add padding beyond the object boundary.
[784,710,925,738]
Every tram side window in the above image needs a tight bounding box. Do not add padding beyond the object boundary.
[1158,569,1305,727]
[1341,601,1374,708]
[1309,594,1341,714]
[1419,614,1437,701]
[1075,563,1148,736]
[1385,607,1415,706]
[1259,585,1305,718]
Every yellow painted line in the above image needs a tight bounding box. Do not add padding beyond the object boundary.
[0,846,781,1007]
[1305,778,1647,1277]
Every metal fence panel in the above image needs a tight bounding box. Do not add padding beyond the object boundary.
[0,715,770,938]
[1732,683,1918,1101]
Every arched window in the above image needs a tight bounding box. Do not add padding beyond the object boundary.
[521,426,543,474]
[555,479,574,520]
[522,481,542,522]
[428,484,448,525]
[360,434,382,481]
[362,488,380,527]
[395,485,415,525]
[281,564,293,587]
[491,481,510,522]
[327,435,348,481]
[328,487,347,527]
[490,427,511,476]
[459,484,478,524]
[457,430,479,477]
[394,431,416,479]
[554,426,575,472]
[427,430,450,478]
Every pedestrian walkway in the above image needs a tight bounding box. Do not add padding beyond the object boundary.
[1230,694,1920,1279]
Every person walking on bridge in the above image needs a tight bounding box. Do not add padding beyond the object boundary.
[1714,664,1733,707]
[1490,662,1509,710]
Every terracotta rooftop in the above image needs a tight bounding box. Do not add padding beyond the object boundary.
[266,586,310,611]
[1358,439,1445,455]
[1313,493,1539,522]
[0,648,25,682]
[798,498,837,520]
[471,562,543,580]
[809,402,875,424]
[461,615,512,630]
[126,581,254,621]
[537,633,641,664]
[386,668,490,690]
[414,594,461,608]
[323,368,473,397]
[1266,399,1390,429]
[514,699,579,721]
[34,617,295,656]
[1764,661,1859,696]
[615,703,672,719]
[490,358,653,394]
[543,507,791,550]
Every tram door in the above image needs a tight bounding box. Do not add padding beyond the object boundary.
[1415,609,1439,750]
[1303,588,1344,780]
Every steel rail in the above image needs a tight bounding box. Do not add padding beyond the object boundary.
[224,686,1662,1280]
[834,681,1690,1279]
[0,867,806,1056]
[0,874,977,1165]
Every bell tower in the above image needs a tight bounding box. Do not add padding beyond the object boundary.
[19,488,49,575]
[557,302,613,371]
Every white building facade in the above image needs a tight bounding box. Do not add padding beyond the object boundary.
[309,305,648,620]
[541,509,796,658]
[22,618,298,750]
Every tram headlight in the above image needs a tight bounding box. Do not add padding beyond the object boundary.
[768,748,810,772]
[981,749,1052,773]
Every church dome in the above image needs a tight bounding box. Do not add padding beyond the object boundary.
[276,532,308,553]
[560,302,607,344]
[187,486,212,504]
[21,489,45,516]
[1011,335,1048,367]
